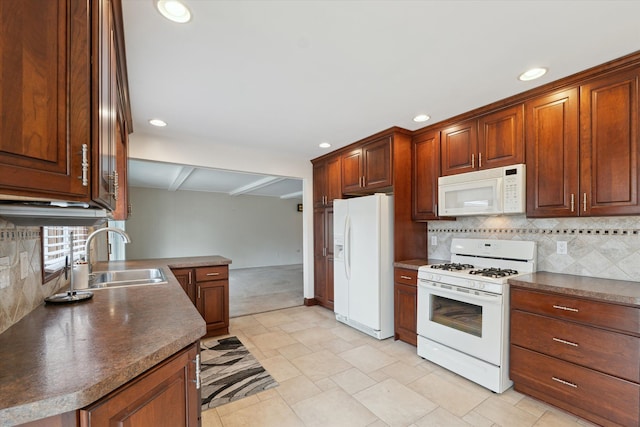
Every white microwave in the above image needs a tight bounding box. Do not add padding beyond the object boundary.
[438,164,525,216]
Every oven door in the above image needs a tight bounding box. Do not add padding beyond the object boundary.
[417,279,504,365]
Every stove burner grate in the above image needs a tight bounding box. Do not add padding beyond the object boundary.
[469,268,519,278]
[430,263,474,271]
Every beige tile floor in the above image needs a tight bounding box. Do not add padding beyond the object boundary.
[202,305,599,427]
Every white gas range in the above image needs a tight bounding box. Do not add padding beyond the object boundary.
[417,238,537,393]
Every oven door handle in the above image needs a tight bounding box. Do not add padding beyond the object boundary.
[419,279,502,304]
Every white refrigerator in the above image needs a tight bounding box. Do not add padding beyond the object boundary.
[333,194,394,339]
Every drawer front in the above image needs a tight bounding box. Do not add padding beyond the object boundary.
[511,346,640,427]
[511,287,640,334]
[511,310,640,382]
[195,265,228,282]
[394,268,417,286]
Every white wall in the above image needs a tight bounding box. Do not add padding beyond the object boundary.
[128,132,315,297]
[125,187,303,269]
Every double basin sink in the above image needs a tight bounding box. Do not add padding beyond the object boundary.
[87,268,168,289]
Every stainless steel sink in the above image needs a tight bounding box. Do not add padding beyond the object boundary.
[89,268,168,289]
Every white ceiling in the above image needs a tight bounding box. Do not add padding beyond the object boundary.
[122,0,640,198]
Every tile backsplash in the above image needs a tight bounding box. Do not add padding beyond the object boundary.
[0,219,68,334]
[428,215,640,282]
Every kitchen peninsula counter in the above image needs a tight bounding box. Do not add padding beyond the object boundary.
[509,271,640,306]
[0,255,229,426]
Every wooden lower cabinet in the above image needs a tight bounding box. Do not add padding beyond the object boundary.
[79,342,200,427]
[171,265,229,338]
[313,207,334,310]
[393,268,418,346]
[510,286,640,427]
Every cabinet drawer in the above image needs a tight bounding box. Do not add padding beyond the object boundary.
[394,268,417,286]
[511,346,640,427]
[511,310,640,382]
[195,266,228,282]
[511,287,640,335]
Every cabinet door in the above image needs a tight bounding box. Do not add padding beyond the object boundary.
[92,0,118,210]
[440,119,478,176]
[412,130,441,220]
[80,343,200,427]
[478,105,524,169]
[325,155,342,203]
[362,136,392,189]
[111,114,129,220]
[580,69,640,216]
[197,281,228,334]
[394,283,417,346]
[313,161,327,207]
[0,0,90,200]
[313,155,342,207]
[171,268,195,305]
[525,88,579,217]
[313,207,331,307]
[341,148,363,193]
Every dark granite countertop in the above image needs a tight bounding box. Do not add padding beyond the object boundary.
[394,258,449,271]
[509,271,640,307]
[0,256,229,426]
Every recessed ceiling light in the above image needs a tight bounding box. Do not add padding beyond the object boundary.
[156,0,191,24]
[319,142,331,149]
[413,114,431,123]
[149,118,167,127]
[518,67,548,81]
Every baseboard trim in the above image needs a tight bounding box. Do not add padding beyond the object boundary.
[303,298,318,306]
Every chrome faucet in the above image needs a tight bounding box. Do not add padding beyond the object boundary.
[84,227,131,273]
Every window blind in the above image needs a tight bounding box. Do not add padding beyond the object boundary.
[43,227,89,274]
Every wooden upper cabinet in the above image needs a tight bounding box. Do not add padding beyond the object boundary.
[580,68,640,216]
[313,155,341,207]
[342,136,393,194]
[440,119,477,176]
[93,0,131,213]
[478,105,524,169]
[412,130,441,221]
[526,88,579,217]
[0,0,91,201]
[441,106,524,176]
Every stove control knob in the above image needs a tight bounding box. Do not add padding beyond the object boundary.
[434,274,441,282]
[476,282,485,290]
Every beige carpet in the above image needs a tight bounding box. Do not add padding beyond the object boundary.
[228,264,303,317]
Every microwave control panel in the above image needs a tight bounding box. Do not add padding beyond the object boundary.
[503,164,525,213]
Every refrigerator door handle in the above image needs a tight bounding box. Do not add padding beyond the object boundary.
[345,215,351,280]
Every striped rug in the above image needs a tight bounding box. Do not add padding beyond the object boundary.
[200,336,278,410]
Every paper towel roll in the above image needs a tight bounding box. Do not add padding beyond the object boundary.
[73,262,89,289]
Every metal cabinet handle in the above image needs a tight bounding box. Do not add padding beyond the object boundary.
[583,192,587,212]
[570,194,575,212]
[553,304,579,313]
[552,377,578,388]
[80,144,89,186]
[198,286,201,299]
[206,272,220,276]
[479,152,482,168]
[193,354,201,389]
[188,271,192,284]
[471,153,475,168]
[400,275,412,280]
[552,337,579,347]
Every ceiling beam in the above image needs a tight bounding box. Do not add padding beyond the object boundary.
[280,191,303,199]
[229,176,285,196]
[168,166,195,191]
